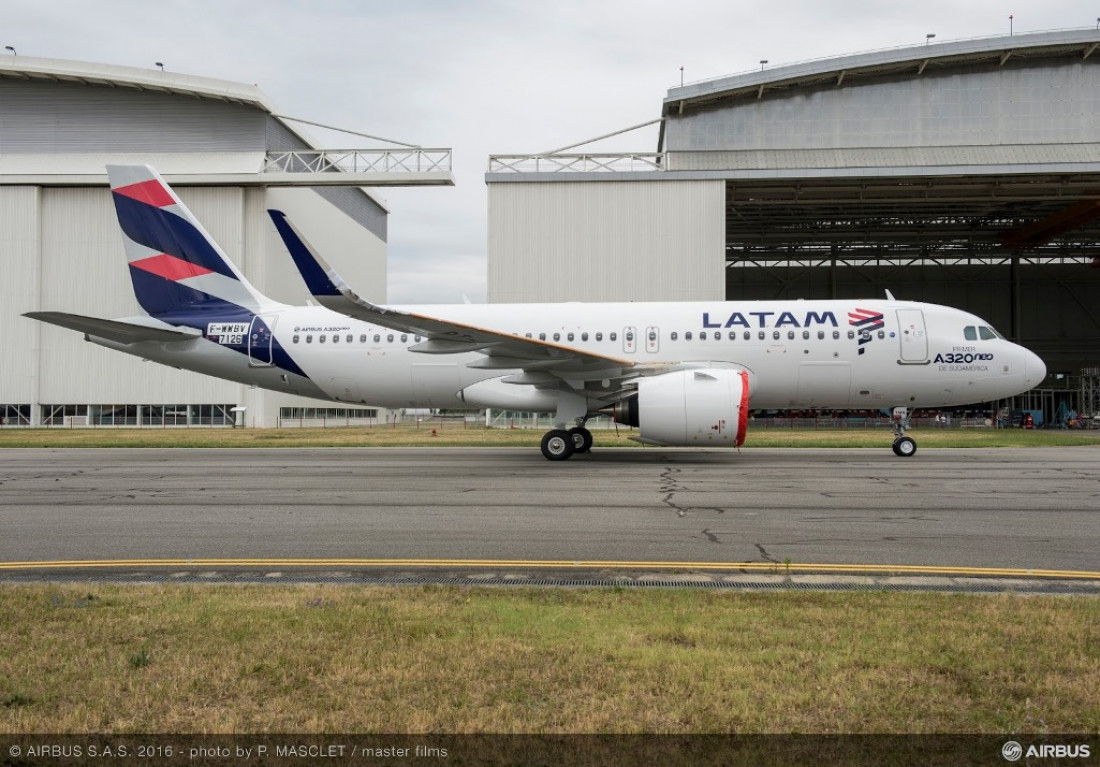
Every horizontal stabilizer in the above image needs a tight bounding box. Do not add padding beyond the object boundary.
[24,312,201,344]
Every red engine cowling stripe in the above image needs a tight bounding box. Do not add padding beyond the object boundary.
[736,369,750,447]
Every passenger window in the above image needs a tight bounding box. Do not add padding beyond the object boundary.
[758,331,765,340]
[700,331,707,340]
[787,330,795,340]
[625,331,634,341]
[292,335,300,344]
[729,331,737,340]
[848,330,855,340]
[401,334,408,342]
[671,331,678,341]
[415,335,422,342]
[803,330,810,340]
[817,331,824,340]
[347,334,353,343]
[360,334,367,343]
[539,333,546,341]
[744,331,751,340]
[525,332,532,338]
[553,332,560,341]
[581,332,588,341]
[773,331,781,340]
[306,335,313,343]
[373,334,380,343]
[979,326,997,340]
[333,334,340,343]
[610,332,617,341]
[596,332,603,341]
[877,330,885,339]
[319,335,326,344]
[685,332,692,341]
[387,334,394,343]
[860,330,870,340]
[648,331,657,341]
[964,326,978,341]
[567,332,574,341]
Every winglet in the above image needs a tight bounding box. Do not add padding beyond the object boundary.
[267,210,343,297]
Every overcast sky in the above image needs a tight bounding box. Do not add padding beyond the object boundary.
[6,0,1097,303]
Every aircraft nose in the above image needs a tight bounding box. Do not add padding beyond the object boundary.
[1024,348,1046,384]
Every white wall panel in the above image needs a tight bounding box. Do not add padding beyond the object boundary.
[0,186,40,401]
[487,180,724,304]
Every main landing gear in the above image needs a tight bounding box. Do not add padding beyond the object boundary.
[540,392,594,461]
[891,407,917,457]
[540,426,593,461]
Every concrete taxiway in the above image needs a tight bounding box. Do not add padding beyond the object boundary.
[1,446,1098,583]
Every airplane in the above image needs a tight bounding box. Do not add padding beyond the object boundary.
[25,165,1046,460]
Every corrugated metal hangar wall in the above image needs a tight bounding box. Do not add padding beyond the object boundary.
[0,62,388,427]
[487,180,724,303]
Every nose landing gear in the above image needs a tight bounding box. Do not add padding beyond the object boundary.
[891,407,917,457]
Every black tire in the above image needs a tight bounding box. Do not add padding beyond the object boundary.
[893,436,917,457]
[541,429,576,461]
[568,426,594,454]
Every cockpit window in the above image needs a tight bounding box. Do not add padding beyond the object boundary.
[979,326,1001,340]
[964,326,978,341]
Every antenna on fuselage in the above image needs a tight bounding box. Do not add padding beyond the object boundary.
[884,289,896,301]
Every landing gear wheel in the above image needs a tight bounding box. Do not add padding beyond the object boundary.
[568,426,593,454]
[892,436,917,457]
[541,429,576,461]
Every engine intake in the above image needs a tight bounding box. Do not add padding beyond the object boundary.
[613,368,749,447]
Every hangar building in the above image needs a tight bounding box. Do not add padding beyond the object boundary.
[0,56,451,427]
[487,29,1100,411]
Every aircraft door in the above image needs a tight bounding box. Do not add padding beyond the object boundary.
[248,315,276,367]
[896,309,928,363]
[623,326,637,354]
[645,326,660,353]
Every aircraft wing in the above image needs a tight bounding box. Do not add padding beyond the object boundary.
[24,312,202,345]
[269,210,645,380]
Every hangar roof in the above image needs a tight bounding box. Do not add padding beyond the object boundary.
[663,28,1100,120]
[0,56,452,188]
[0,55,286,123]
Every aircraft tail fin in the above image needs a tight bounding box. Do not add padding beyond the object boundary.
[107,165,268,317]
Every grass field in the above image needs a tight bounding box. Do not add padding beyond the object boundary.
[1,584,1098,734]
[0,424,1098,449]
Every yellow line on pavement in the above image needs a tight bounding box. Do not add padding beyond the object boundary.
[0,558,1098,580]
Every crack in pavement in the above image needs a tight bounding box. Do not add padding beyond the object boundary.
[754,543,779,564]
[660,466,727,519]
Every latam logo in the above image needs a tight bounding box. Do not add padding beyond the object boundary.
[702,311,838,329]
[849,308,885,355]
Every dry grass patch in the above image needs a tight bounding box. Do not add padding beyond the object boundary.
[1,585,1097,734]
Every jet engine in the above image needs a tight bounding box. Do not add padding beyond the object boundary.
[613,368,750,447]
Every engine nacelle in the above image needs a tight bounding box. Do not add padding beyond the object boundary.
[613,368,749,447]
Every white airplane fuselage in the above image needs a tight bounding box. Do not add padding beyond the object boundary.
[96,297,1044,413]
